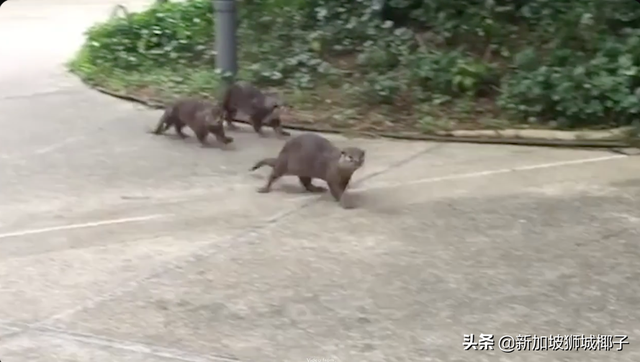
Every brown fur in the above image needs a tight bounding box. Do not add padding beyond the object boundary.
[250,133,365,208]
[220,81,291,137]
[153,98,233,147]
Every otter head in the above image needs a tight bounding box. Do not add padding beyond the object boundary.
[338,147,366,172]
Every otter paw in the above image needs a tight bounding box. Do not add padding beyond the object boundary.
[308,185,327,193]
[339,197,355,209]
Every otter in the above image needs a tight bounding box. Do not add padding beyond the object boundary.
[250,133,365,208]
[153,97,233,147]
[220,81,291,137]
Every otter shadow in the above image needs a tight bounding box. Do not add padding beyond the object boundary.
[248,176,327,195]
[155,133,236,150]
[248,173,363,208]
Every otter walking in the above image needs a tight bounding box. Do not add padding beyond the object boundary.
[250,133,365,208]
[220,81,291,137]
[153,97,233,147]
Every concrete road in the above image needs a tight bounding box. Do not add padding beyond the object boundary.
[1,1,639,361]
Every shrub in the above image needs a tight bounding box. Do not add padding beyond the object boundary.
[70,0,640,130]
[498,33,640,128]
[410,49,499,99]
[80,0,214,71]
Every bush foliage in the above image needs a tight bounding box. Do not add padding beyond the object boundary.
[70,0,640,130]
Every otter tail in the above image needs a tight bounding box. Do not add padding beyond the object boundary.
[250,158,277,171]
[151,109,171,135]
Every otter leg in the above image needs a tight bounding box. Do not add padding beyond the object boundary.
[251,118,266,137]
[153,114,169,134]
[225,109,239,130]
[214,132,233,145]
[328,181,346,202]
[207,123,233,145]
[153,110,177,135]
[258,161,286,193]
[195,127,210,147]
[328,175,353,207]
[299,177,326,193]
[174,121,189,139]
[270,117,290,137]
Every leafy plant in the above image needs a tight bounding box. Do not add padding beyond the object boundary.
[69,0,640,130]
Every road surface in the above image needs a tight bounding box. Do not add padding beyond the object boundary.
[0,1,639,361]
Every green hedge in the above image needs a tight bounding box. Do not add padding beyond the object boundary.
[70,0,640,129]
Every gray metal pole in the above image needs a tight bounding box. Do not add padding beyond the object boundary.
[213,0,237,79]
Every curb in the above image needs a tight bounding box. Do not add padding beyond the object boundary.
[91,85,638,151]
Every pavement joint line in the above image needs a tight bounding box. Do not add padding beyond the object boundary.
[0,142,623,356]
[33,136,85,155]
[0,89,86,102]
[0,143,555,354]
[0,320,24,332]
[36,326,240,362]
[0,233,204,262]
[258,143,447,223]
[0,214,169,240]
[0,142,437,345]
[0,152,623,239]
[26,201,313,328]
[355,153,629,192]
[352,143,446,188]
[0,321,28,345]
[0,143,435,356]
[0,321,238,362]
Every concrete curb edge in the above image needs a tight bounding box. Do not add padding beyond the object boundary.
[91,85,636,150]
